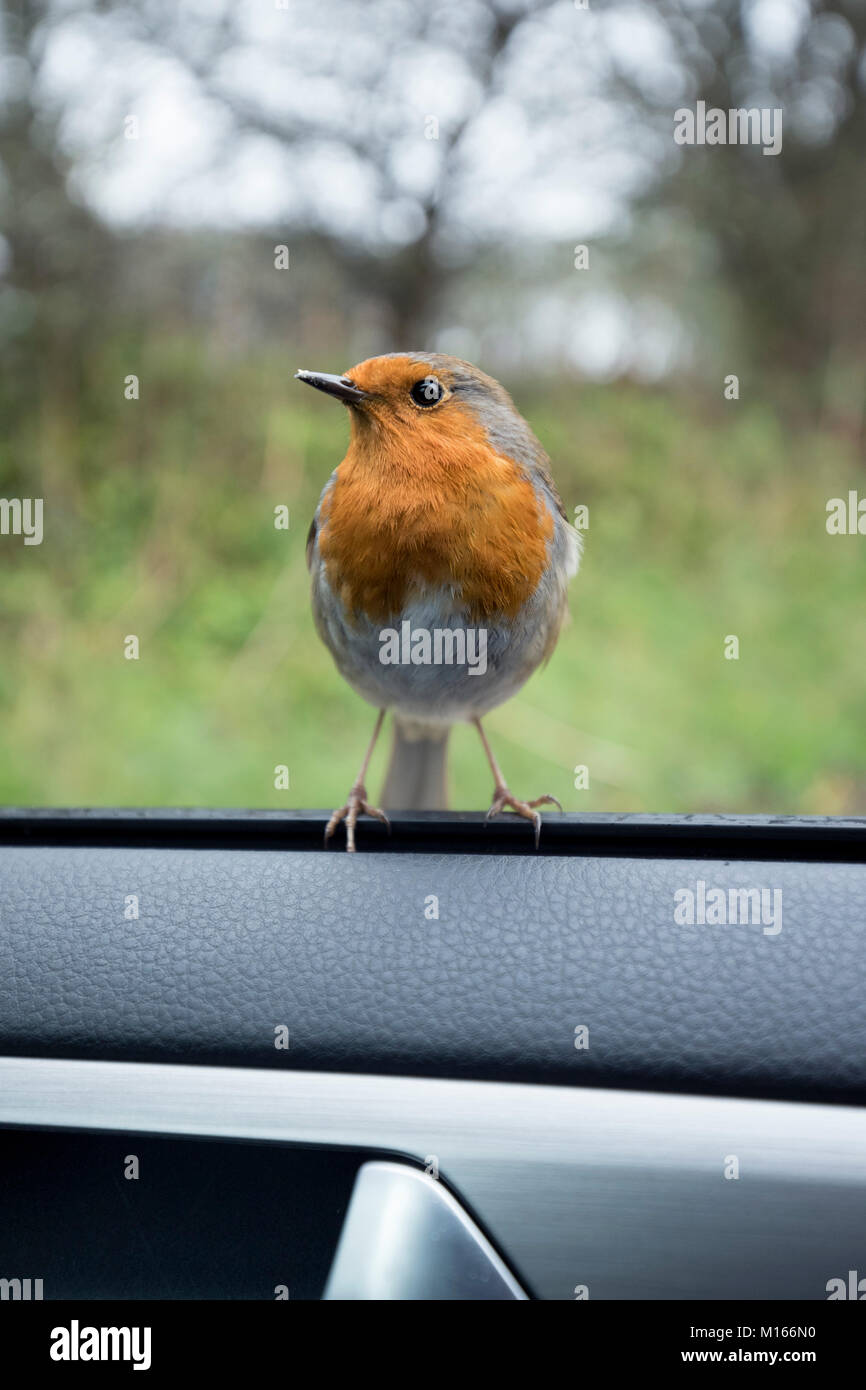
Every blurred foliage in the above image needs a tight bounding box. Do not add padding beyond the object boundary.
[625,0,866,431]
[1,336,864,814]
[1,0,865,813]
[3,1,866,416]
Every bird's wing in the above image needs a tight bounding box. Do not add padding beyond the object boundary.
[527,453,581,580]
[532,453,569,523]
[305,516,317,572]
[306,470,339,572]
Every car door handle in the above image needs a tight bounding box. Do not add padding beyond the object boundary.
[323,1160,529,1301]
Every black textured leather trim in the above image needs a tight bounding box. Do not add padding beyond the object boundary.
[0,815,864,1103]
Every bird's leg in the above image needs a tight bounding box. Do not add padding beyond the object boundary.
[325,709,391,853]
[473,716,562,849]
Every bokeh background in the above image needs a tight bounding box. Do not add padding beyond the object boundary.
[1,0,864,813]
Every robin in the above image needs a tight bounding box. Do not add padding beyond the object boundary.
[296,353,581,850]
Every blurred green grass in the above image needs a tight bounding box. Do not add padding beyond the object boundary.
[1,336,864,814]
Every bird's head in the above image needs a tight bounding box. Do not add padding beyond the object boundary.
[295,352,547,476]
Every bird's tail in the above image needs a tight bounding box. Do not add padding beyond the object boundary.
[380,718,450,810]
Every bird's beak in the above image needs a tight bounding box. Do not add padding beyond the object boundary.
[294,369,367,404]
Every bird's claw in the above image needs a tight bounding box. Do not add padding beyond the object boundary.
[485,787,562,849]
[324,783,391,853]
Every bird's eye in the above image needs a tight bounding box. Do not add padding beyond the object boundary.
[410,376,445,407]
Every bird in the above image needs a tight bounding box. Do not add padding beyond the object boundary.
[296,353,581,851]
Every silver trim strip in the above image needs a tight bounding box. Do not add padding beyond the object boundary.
[1,1057,864,1300]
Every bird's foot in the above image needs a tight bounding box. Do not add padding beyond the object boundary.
[324,783,391,853]
[485,785,562,849]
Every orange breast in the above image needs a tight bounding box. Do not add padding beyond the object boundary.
[317,409,554,624]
